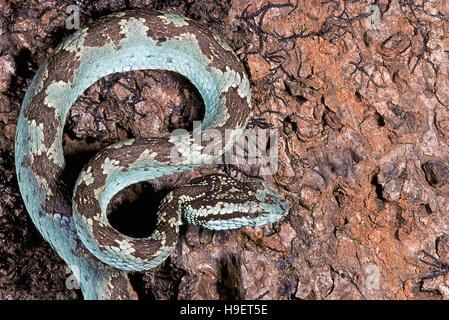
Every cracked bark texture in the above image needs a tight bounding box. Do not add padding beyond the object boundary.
[1,0,449,299]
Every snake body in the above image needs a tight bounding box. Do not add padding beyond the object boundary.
[14,10,288,299]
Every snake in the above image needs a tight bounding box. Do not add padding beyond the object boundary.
[14,10,288,299]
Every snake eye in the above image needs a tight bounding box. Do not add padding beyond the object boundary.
[248,207,262,219]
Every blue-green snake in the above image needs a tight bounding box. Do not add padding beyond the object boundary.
[14,10,288,299]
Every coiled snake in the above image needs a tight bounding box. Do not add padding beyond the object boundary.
[14,10,288,299]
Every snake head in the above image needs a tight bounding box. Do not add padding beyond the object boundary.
[251,181,289,226]
[180,174,289,230]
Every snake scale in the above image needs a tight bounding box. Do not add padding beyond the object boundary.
[14,10,288,299]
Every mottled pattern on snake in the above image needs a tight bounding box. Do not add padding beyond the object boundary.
[14,10,288,299]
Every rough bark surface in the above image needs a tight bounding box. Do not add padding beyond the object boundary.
[1,0,449,299]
